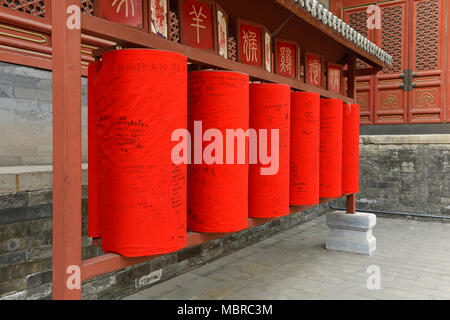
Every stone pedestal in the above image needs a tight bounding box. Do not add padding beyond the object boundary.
[325,211,376,255]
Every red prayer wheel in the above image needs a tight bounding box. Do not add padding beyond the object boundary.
[249,83,290,218]
[290,91,320,205]
[90,49,188,257]
[342,103,360,194]
[319,98,343,198]
[187,70,249,233]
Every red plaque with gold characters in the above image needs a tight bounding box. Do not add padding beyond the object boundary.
[305,52,324,88]
[179,0,216,51]
[275,38,299,79]
[97,0,144,28]
[237,19,264,68]
[327,63,343,94]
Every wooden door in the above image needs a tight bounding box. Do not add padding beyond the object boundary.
[343,0,447,124]
[408,0,445,123]
[344,6,375,124]
[373,0,409,124]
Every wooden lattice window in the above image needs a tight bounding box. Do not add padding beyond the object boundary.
[81,0,94,15]
[348,11,368,69]
[381,5,402,74]
[0,0,46,18]
[415,0,438,71]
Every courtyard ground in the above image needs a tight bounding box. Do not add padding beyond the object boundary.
[124,214,450,300]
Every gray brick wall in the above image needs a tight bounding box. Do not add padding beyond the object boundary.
[0,62,88,166]
[335,135,450,217]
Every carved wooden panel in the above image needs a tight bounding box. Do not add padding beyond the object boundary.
[414,0,438,71]
[380,5,403,74]
[0,0,46,18]
[344,6,374,124]
[409,0,444,123]
[81,0,94,15]
[346,9,369,69]
[373,1,408,124]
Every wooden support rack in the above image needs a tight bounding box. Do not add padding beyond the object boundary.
[48,0,372,299]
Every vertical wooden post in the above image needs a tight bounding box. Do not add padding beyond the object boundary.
[346,194,356,213]
[52,0,82,300]
[346,52,356,99]
[346,52,357,214]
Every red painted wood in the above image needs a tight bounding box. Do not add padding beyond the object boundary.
[237,19,264,68]
[373,0,408,124]
[51,0,82,300]
[346,194,356,213]
[408,0,445,123]
[274,38,298,79]
[179,0,216,51]
[96,0,144,28]
[447,0,450,122]
[342,0,447,124]
[343,5,375,124]
[305,52,324,88]
[80,14,355,103]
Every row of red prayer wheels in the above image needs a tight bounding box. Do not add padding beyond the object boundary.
[87,49,359,258]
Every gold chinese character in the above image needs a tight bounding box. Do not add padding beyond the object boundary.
[189,5,207,44]
[112,0,135,18]
[280,47,293,74]
[309,59,320,84]
[243,30,258,63]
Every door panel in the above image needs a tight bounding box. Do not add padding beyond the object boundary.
[373,1,409,124]
[343,6,375,124]
[409,0,445,123]
[343,0,447,124]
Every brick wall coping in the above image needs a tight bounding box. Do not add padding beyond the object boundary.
[360,134,450,145]
[0,164,88,195]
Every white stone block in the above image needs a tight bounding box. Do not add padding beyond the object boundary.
[326,211,376,255]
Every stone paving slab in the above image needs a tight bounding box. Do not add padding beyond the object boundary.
[124,215,450,300]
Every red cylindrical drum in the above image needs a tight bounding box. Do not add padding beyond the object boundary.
[188,71,249,233]
[93,49,187,257]
[342,103,360,194]
[290,92,320,205]
[88,61,101,238]
[249,83,290,218]
[319,98,343,198]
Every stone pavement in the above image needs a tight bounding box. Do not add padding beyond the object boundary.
[124,215,450,300]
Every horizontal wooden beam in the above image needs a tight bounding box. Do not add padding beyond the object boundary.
[354,67,382,77]
[81,14,354,104]
[275,0,387,70]
[81,197,344,282]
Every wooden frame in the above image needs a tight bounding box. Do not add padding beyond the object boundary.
[237,18,265,68]
[149,0,170,39]
[327,62,344,94]
[178,0,217,53]
[274,37,300,80]
[215,2,228,59]
[38,0,393,300]
[95,0,148,30]
[305,51,325,88]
